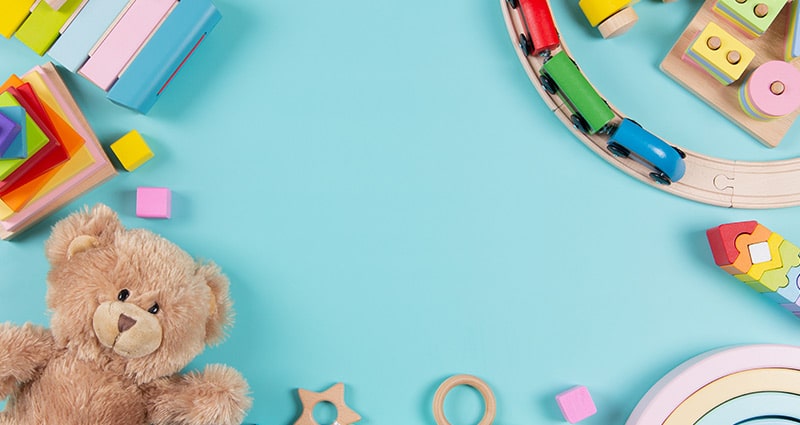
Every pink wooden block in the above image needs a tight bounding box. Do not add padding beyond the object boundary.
[556,386,597,424]
[136,187,171,218]
[746,61,800,118]
[78,0,176,91]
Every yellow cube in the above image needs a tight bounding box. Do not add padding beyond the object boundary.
[687,22,755,84]
[109,130,153,171]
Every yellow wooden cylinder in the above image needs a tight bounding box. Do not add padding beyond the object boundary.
[579,0,631,27]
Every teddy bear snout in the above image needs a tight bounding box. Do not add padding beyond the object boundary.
[118,314,137,333]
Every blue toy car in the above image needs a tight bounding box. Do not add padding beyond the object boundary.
[607,118,686,185]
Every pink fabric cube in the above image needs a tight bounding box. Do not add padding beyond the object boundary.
[556,385,596,423]
[136,187,171,218]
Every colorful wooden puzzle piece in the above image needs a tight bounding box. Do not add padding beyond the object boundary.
[714,0,789,37]
[707,221,800,316]
[556,385,597,424]
[683,22,755,85]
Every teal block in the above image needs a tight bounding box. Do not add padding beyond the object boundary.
[107,0,221,114]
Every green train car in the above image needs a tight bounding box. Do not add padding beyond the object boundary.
[540,51,614,134]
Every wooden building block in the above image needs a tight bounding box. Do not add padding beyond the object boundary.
[740,60,800,119]
[47,0,132,72]
[109,129,153,171]
[556,386,597,424]
[714,0,789,37]
[108,0,221,113]
[707,221,759,268]
[765,263,800,305]
[0,111,21,157]
[0,106,27,159]
[661,0,800,147]
[0,92,48,180]
[0,0,36,39]
[683,22,755,85]
[136,187,171,218]
[735,232,784,290]
[78,0,177,91]
[579,0,630,26]
[13,0,87,55]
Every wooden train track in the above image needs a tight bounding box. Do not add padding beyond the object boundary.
[501,0,800,209]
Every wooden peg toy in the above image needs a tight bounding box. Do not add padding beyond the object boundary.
[739,61,800,120]
[109,129,154,171]
[578,0,639,38]
[714,0,789,37]
[556,385,597,424]
[433,374,496,425]
[293,382,361,425]
[787,0,800,60]
[683,22,755,85]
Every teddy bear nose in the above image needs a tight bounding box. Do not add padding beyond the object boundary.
[118,314,137,333]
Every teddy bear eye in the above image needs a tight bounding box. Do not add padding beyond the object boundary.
[117,289,130,301]
[148,303,159,314]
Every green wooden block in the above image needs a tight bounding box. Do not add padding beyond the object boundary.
[14,0,85,55]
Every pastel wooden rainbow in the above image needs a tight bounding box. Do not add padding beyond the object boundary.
[625,344,800,424]
[696,391,800,424]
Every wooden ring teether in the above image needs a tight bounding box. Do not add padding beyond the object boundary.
[433,374,497,425]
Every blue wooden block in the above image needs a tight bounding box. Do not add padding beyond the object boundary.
[0,106,27,159]
[47,0,130,72]
[107,0,221,113]
[0,111,21,157]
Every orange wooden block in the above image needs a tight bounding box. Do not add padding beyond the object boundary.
[724,224,773,274]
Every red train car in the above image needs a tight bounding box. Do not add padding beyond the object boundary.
[508,0,559,57]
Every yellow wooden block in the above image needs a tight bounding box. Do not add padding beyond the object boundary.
[688,22,755,83]
[735,232,784,290]
[579,0,631,27]
[109,130,153,171]
[758,239,800,292]
[0,0,35,39]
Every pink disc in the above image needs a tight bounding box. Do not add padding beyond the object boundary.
[746,61,800,118]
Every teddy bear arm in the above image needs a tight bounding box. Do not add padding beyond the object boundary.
[145,364,252,425]
[0,323,55,399]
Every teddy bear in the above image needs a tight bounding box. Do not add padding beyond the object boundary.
[0,204,252,425]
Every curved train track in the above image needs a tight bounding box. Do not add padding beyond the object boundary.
[501,0,800,209]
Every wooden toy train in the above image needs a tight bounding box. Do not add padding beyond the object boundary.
[1,0,221,114]
[508,0,687,185]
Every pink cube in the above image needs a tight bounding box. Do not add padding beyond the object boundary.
[136,187,171,218]
[556,385,596,423]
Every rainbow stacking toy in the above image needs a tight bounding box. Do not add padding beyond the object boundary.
[707,221,800,316]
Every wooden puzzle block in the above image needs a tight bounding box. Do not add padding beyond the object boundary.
[735,232,783,289]
[0,0,36,39]
[707,220,759,269]
[109,130,153,171]
[739,60,800,120]
[773,265,800,309]
[78,0,178,91]
[683,22,755,85]
[758,239,800,293]
[714,0,789,37]
[661,0,800,148]
[787,0,800,60]
[0,111,21,157]
[717,223,771,275]
[136,187,171,218]
[0,106,26,159]
[13,0,87,55]
[108,0,221,113]
[556,385,597,424]
[47,0,131,72]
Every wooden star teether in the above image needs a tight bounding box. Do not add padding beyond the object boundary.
[294,382,361,425]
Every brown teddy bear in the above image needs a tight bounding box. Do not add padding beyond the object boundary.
[0,204,252,425]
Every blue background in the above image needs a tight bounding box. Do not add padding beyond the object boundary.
[3,0,800,423]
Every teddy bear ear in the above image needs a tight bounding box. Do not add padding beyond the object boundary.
[45,204,123,267]
[196,261,234,345]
